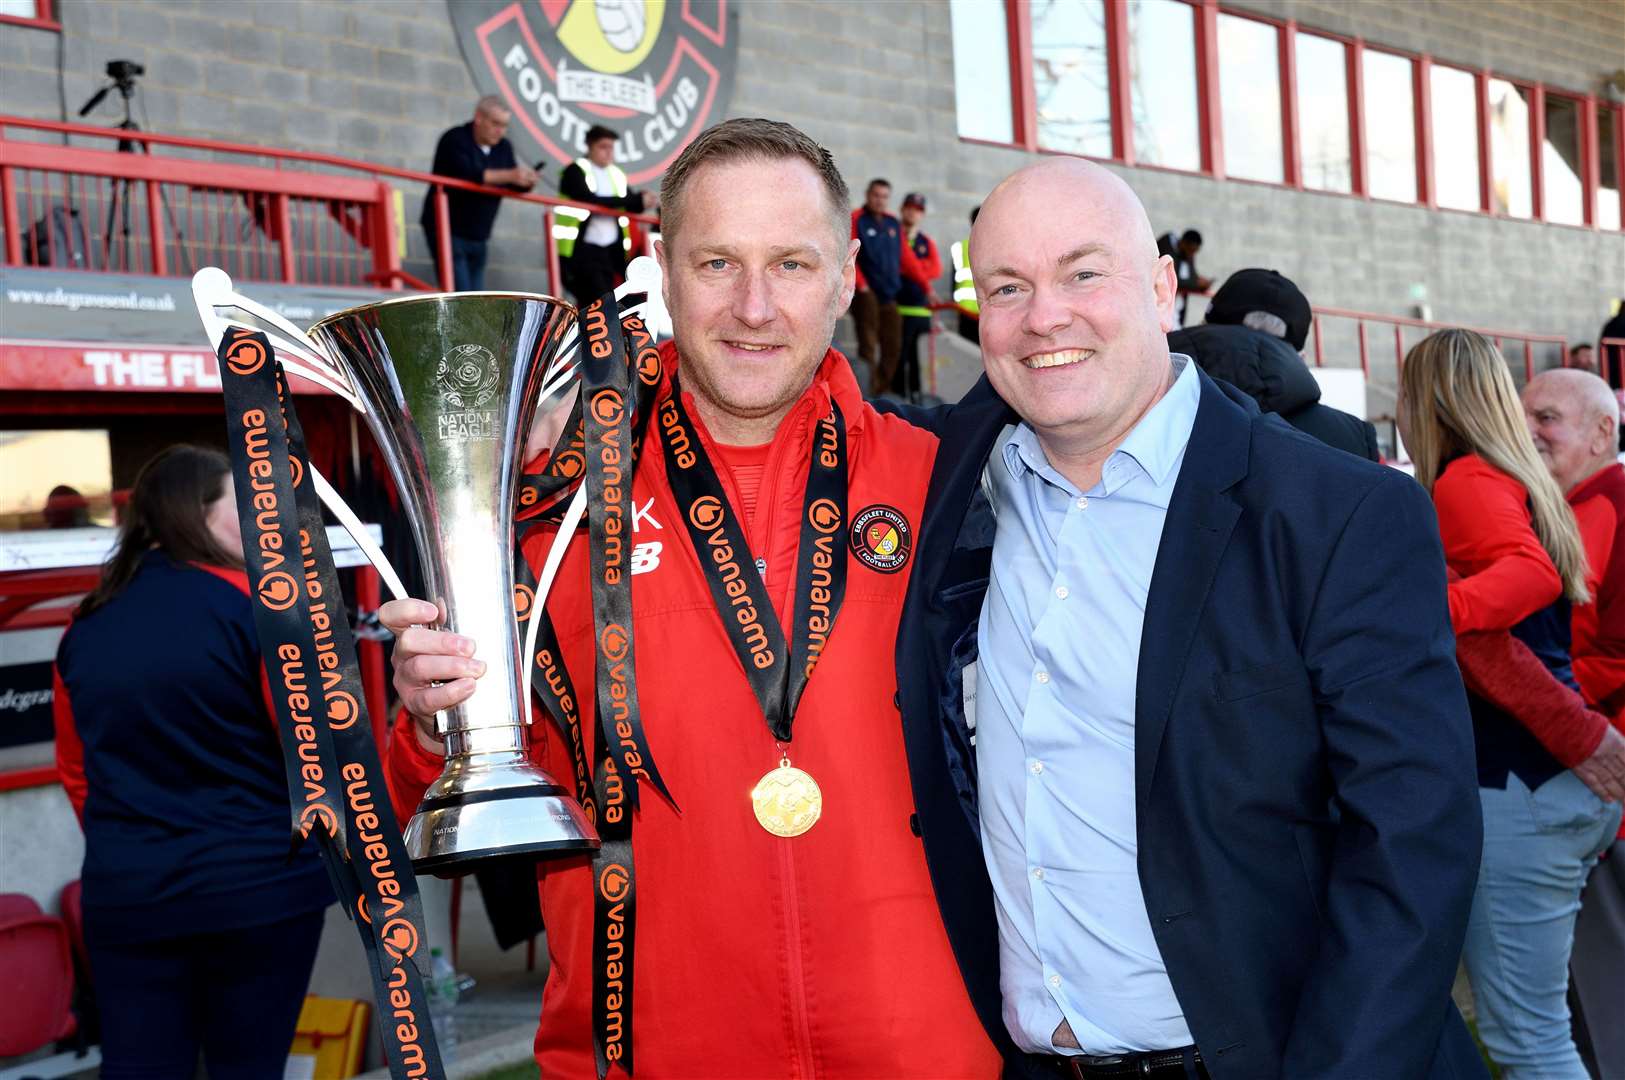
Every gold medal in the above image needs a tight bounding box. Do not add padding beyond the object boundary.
[751,757,823,837]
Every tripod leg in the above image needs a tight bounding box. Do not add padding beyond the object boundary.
[102,179,120,270]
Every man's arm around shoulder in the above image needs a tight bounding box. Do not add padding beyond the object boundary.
[1283,469,1483,1077]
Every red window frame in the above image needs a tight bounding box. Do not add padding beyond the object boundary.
[1425,60,1486,213]
[1212,7,1289,186]
[1539,89,1590,229]
[956,0,1622,230]
[1357,45,1425,206]
[0,0,58,31]
[1594,103,1625,230]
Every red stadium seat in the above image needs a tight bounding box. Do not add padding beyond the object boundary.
[0,894,77,1056]
[0,893,40,921]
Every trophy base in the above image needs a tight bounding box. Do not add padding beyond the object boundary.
[403,758,599,877]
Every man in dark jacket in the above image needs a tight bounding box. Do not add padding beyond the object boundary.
[888,158,1485,1080]
[851,178,904,395]
[1172,268,1379,461]
[421,96,537,290]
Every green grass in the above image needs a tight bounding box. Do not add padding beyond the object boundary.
[473,1065,539,1080]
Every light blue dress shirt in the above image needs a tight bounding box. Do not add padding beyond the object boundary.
[975,355,1200,1055]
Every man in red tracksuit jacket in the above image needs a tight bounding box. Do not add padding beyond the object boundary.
[382,120,1003,1077]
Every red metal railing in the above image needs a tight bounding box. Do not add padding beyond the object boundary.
[925,300,1578,407]
[1601,336,1625,387]
[0,115,659,294]
[1307,305,1569,383]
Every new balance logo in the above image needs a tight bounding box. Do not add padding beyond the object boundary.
[630,542,662,576]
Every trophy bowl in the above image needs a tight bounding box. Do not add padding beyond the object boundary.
[309,291,598,874]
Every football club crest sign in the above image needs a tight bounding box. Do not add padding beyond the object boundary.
[450,1,738,186]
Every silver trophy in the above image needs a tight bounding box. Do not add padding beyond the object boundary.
[192,261,666,873]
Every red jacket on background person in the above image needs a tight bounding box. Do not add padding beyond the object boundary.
[1567,463,1625,720]
[900,229,942,299]
[385,342,1002,1078]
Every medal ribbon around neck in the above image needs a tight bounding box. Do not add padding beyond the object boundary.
[656,375,848,834]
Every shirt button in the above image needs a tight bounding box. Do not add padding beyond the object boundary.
[1055,585,1069,600]
[1032,867,1045,881]
[1030,760,1044,776]
[1035,671,1050,685]
[1049,974,1062,988]
[1075,496,1088,510]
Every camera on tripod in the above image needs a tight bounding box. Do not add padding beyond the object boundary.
[105,60,145,94]
[78,59,147,120]
[31,56,189,274]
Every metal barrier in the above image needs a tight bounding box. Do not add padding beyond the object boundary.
[1602,336,1625,387]
[0,115,659,294]
[1307,305,1569,383]
[924,299,1577,412]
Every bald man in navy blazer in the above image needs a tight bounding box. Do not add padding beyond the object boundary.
[885,160,1486,1079]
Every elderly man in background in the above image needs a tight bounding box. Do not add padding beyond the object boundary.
[1523,366,1625,1079]
[421,95,537,291]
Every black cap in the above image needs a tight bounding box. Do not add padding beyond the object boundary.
[1206,269,1312,351]
[902,192,927,210]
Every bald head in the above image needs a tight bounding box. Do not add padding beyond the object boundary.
[971,158,1159,283]
[1524,367,1621,492]
[968,156,1180,484]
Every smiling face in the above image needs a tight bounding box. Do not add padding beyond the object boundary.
[1522,369,1619,491]
[655,157,857,445]
[972,160,1178,464]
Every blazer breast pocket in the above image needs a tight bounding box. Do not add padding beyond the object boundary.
[1214,660,1309,703]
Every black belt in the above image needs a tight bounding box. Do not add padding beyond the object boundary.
[1035,1046,1206,1079]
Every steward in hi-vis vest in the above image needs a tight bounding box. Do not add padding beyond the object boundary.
[949,237,977,317]
[950,205,980,345]
[556,124,652,306]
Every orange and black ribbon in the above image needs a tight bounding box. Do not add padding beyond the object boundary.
[218,328,445,1080]
[657,376,849,739]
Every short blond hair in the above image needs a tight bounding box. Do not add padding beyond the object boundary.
[659,118,848,244]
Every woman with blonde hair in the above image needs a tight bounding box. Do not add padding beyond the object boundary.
[1399,328,1620,1080]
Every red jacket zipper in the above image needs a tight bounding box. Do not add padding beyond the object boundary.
[744,393,821,1078]
[688,384,825,1077]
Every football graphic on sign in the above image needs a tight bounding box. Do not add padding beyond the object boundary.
[448,0,737,186]
[596,0,649,53]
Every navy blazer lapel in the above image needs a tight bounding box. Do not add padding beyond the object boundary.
[1135,372,1250,813]
[916,376,1016,600]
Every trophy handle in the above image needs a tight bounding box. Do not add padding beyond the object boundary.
[519,485,588,730]
[191,268,363,409]
[542,255,665,392]
[192,267,409,603]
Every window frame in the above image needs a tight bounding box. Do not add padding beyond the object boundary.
[1425,60,1487,214]
[952,0,1622,230]
[1212,7,1289,186]
[1358,45,1424,206]
[0,0,59,31]
[1538,88,1590,229]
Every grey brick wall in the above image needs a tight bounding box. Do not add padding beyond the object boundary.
[3,0,1621,397]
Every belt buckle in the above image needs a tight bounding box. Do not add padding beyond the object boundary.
[1066,1055,1124,1080]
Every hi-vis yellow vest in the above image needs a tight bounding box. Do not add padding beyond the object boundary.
[949,238,978,316]
[554,159,631,259]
